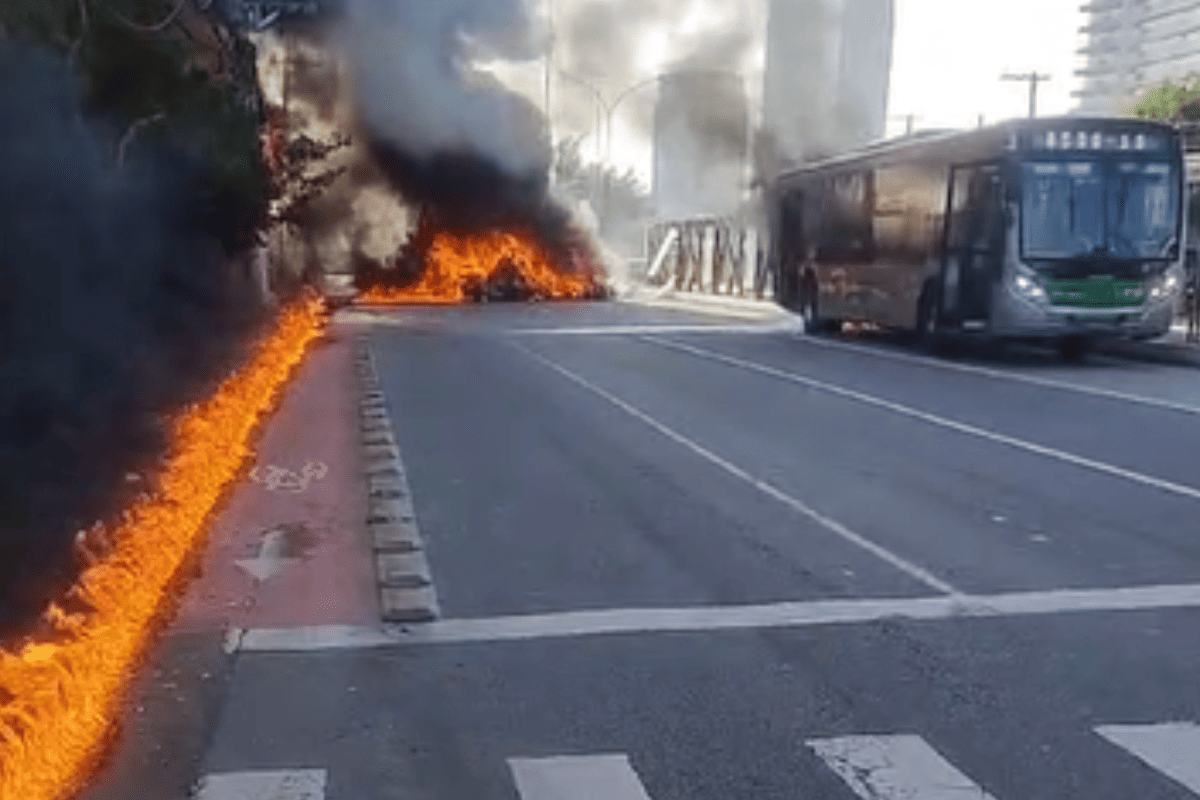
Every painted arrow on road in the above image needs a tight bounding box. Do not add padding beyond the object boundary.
[235,527,299,582]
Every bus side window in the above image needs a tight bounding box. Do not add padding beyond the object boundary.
[781,190,805,263]
[947,169,972,250]
[817,170,874,262]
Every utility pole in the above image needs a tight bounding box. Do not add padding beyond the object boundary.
[887,114,920,136]
[1001,72,1051,118]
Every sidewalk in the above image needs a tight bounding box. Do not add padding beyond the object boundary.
[79,323,379,800]
[616,283,796,323]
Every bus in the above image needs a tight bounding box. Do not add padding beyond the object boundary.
[766,117,1188,358]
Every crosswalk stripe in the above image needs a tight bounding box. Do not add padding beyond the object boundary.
[1096,722,1200,794]
[807,734,998,799]
[508,754,653,800]
[194,769,327,800]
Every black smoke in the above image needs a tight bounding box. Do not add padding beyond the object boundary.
[341,0,603,293]
[0,45,267,637]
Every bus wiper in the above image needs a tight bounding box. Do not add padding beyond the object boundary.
[1092,244,1109,255]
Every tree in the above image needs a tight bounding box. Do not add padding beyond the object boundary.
[1,0,269,254]
[1130,73,1200,121]
[553,135,652,255]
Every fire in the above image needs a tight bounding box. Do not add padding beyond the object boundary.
[0,293,326,800]
[358,224,606,304]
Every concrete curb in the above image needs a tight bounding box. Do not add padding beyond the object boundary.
[618,286,794,322]
[354,336,440,624]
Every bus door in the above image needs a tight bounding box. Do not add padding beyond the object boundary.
[945,164,1005,328]
[777,189,806,308]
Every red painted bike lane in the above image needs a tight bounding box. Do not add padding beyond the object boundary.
[175,324,379,633]
[80,322,380,800]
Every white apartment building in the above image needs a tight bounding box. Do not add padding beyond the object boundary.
[1074,0,1200,115]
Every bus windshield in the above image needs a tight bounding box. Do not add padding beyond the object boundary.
[1021,159,1178,260]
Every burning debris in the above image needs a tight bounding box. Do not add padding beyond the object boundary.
[354,204,608,304]
[349,135,610,304]
[339,0,610,304]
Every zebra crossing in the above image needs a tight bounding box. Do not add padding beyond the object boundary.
[501,721,1200,800]
[193,720,1200,799]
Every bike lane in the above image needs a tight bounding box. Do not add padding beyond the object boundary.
[78,322,378,800]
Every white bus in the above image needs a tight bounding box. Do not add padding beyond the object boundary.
[767,117,1187,359]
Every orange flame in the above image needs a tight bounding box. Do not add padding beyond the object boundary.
[0,294,325,800]
[359,227,603,304]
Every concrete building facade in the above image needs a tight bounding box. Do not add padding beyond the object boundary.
[650,0,895,219]
[761,0,895,171]
[1074,0,1200,115]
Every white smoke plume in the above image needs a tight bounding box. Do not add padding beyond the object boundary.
[340,0,551,178]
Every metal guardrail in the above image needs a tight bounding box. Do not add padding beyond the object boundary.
[645,217,771,300]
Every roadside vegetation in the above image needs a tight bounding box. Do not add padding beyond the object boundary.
[0,1,291,638]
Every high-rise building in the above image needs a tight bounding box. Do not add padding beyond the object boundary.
[649,0,894,219]
[761,0,895,171]
[1074,0,1200,115]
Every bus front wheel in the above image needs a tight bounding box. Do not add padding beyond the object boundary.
[1057,336,1090,362]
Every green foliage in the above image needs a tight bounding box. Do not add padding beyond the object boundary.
[1,0,268,253]
[1131,73,1200,121]
[554,134,652,250]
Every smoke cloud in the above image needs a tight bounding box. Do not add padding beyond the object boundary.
[342,0,551,180]
[0,45,265,635]
[336,0,605,291]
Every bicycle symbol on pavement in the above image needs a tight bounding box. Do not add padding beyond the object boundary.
[249,460,328,493]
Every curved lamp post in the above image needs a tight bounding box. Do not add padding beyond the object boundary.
[556,68,749,234]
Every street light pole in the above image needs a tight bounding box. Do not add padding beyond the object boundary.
[557,70,610,216]
[544,0,555,185]
[1001,72,1051,118]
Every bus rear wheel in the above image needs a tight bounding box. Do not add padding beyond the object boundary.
[800,277,823,334]
[915,286,946,353]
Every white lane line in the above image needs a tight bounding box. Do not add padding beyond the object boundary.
[1096,722,1200,793]
[508,754,653,800]
[785,329,1200,417]
[513,343,960,596]
[238,581,1200,651]
[808,734,998,800]
[646,337,1200,504]
[195,769,327,800]
[510,324,790,336]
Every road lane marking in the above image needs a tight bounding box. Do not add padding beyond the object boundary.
[646,337,1200,504]
[510,324,793,336]
[807,734,998,800]
[508,754,653,800]
[514,343,961,596]
[1096,722,1200,793]
[775,329,1200,417]
[238,581,1200,650]
[195,769,326,800]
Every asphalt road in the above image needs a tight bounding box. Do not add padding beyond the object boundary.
[197,301,1200,800]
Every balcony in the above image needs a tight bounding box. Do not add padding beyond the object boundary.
[1137,0,1200,26]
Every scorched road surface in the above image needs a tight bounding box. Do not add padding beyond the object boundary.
[201,302,1200,800]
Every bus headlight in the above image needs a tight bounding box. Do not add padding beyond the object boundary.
[1149,267,1182,302]
[1011,268,1048,303]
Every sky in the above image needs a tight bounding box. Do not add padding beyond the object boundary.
[483,0,1089,187]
